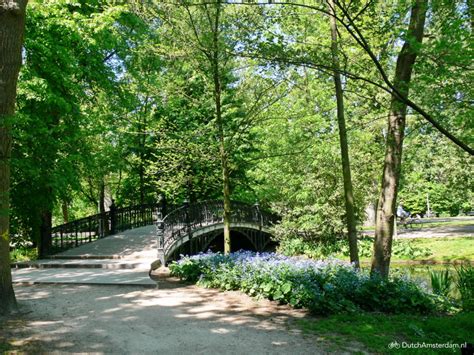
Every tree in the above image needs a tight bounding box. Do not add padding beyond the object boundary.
[205,3,233,253]
[371,0,427,277]
[327,0,359,267]
[0,0,28,315]
[229,0,470,273]
[12,1,142,255]
[155,3,253,253]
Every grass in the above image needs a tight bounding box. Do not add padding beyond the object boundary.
[335,237,474,263]
[299,312,474,354]
[404,237,474,263]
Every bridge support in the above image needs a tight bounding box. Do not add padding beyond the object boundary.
[156,214,165,266]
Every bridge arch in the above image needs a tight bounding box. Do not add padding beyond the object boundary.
[157,201,279,265]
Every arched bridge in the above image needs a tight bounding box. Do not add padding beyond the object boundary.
[157,200,279,265]
[50,200,278,262]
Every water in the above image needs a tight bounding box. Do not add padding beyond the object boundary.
[361,263,457,293]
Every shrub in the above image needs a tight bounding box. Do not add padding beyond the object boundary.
[9,246,37,263]
[169,251,437,315]
[455,263,474,311]
[430,269,452,297]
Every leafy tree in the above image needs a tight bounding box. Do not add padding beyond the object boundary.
[328,0,359,267]
[0,0,28,316]
[12,0,140,255]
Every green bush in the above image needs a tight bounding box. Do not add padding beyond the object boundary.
[455,264,474,311]
[10,247,37,263]
[430,269,452,297]
[170,251,438,315]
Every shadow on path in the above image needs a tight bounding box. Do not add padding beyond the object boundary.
[1,281,330,354]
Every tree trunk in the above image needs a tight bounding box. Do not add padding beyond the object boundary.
[99,179,109,236]
[328,0,359,268]
[62,201,69,224]
[39,210,52,258]
[0,0,28,315]
[139,98,149,206]
[371,0,427,278]
[209,4,232,254]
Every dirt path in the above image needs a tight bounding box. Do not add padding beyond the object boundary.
[395,223,474,239]
[362,218,474,239]
[1,279,332,354]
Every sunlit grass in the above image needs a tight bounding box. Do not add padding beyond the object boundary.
[408,237,474,262]
[337,237,474,263]
[299,312,474,353]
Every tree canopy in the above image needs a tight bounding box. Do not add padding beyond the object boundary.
[1,0,473,312]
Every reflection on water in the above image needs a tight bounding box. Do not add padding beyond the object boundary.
[392,264,455,290]
[362,263,458,293]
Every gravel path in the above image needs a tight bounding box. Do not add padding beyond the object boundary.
[363,218,474,239]
[394,224,474,239]
[1,279,331,354]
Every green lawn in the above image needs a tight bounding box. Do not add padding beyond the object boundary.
[299,312,474,354]
[403,237,474,263]
[335,237,474,264]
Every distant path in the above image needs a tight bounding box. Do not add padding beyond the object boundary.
[363,217,474,239]
[395,224,474,239]
[2,280,328,354]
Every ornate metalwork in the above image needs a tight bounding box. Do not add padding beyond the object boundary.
[50,203,171,253]
[158,200,279,264]
[50,199,279,262]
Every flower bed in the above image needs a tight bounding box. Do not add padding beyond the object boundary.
[169,251,438,315]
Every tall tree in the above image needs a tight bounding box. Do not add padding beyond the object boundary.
[162,2,248,253]
[327,0,359,267]
[0,0,28,315]
[177,3,234,252]
[371,0,427,277]
[208,3,232,254]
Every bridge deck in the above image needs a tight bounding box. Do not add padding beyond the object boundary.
[12,226,158,286]
[54,225,158,259]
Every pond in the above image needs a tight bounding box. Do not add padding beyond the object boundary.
[362,263,460,294]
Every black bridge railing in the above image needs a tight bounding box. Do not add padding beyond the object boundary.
[51,203,168,253]
[156,200,279,264]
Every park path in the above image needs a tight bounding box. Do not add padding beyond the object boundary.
[3,281,328,354]
[394,223,474,239]
[6,226,333,354]
[362,217,474,239]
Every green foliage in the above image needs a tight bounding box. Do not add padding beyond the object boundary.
[278,236,432,260]
[455,264,474,311]
[7,0,472,272]
[11,0,145,243]
[399,137,473,217]
[9,247,38,263]
[429,269,452,297]
[170,252,438,315]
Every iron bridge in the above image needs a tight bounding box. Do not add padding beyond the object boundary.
[156,200,279,265]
